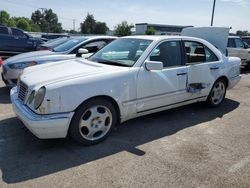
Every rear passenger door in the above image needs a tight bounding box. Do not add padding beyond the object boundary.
[184,40,222,98]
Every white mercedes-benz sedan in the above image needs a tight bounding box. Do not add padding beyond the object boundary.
[11,35,241,145]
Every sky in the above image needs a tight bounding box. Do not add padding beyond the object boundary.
[1,0,250,33]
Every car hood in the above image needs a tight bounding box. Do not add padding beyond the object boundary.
[4,50,57,64]
[21,58,123,87]
[181,27,230,55]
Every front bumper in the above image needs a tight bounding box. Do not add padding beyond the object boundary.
[11,87,74,139]
[228,75,241,90]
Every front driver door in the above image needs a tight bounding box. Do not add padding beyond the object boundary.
[136,40,188,113]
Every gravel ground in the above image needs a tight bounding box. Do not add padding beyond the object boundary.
[0,71,249,188]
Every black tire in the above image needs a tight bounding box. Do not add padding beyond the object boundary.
[69,99,117,145]
[206,78,227,107]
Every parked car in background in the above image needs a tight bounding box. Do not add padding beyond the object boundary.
[2,36,117,86]
[36,37,70,51]
[227,36,250,69]
[0,25,43,59]
[11,35,241,145]
[41,33,68,41]
[241,36,250,46]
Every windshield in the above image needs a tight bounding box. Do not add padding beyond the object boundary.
[53,37,87,52]
[44,37,70,48]
[89,38,152,67]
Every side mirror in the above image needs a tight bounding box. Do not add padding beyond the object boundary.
[76,48,89,57]
[145,61,163,71]
[78,48,89,54]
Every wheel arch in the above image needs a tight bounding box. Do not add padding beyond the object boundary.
[74,95,121,123]
[216,75,229,88]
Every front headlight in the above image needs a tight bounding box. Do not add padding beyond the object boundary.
[9,61,37,69]
[34,87,46,109]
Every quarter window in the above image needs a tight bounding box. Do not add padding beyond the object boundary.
[227,38,235,48]
[149,41,182,68]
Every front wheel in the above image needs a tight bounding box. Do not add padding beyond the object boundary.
[206,79,227,107]
[70,99,117,145]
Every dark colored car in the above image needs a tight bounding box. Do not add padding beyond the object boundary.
[41,34,68,40]
[0,25,43,59]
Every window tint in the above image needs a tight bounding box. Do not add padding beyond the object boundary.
[184,41,206,64]
[0,26,9,35]
[235,38,244,48]
[227,38,235,48]
[149,41,182,68]
[12,28,26,38]
[184,41,218,64]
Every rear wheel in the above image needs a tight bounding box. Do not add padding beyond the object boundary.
[70,99,117,145]
[206,79,227,107]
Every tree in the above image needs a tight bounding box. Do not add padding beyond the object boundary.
[80,13,96,34]
[236,30,250,36]
[80,13,109,34]
[16,18,31,31]
[31,9,62,33]
[0,10,10,25]
[114,21,133,36]
[95,22,108,34]
[145,27,156,35]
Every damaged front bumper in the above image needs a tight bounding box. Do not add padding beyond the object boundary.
[11,87,74,139]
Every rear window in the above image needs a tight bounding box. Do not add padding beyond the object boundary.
[0,26,9,35]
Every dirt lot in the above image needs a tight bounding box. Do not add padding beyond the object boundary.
[0,72,250,188]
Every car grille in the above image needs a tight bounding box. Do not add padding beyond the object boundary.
[18,81,28,102]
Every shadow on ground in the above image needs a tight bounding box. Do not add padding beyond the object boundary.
[0,98,239,184]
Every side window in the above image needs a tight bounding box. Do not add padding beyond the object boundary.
[227,38,235,48]
[0,26,9,35]
[149,41,182,68]
[184,41,206,64]
[235,38,244,49]
[83,41,107,53]
[12,29,26,38]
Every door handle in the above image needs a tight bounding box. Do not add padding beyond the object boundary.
[177,72,187,76]
[210,66,219,70]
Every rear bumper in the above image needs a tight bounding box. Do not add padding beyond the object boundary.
[228,75,241,89]
[11,87,74,139]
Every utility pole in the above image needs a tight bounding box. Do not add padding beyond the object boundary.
[73,19,76,31]
[211,0,216,26]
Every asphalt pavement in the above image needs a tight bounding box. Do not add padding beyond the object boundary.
[0,71,249,188]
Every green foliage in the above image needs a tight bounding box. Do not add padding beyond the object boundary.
[80,13,108,34]
[236,30,250,36]
[31,9,62,33]
[16,18,31,31]
[145,27,156,35]
[113,21,133,36]
[0,10,10,25]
